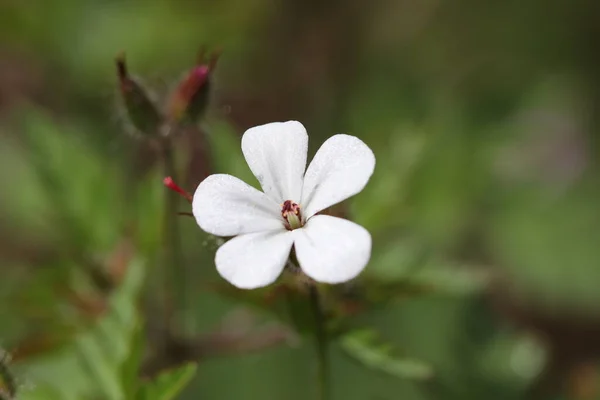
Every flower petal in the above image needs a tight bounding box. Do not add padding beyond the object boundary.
[293,215,371,284]
[242,121,308,203]
[193,174,284,236]
[216,230,294,289]
[301,134,375,219]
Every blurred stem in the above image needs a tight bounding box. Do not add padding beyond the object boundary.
[161,137,187,334]
[309,284,330,400]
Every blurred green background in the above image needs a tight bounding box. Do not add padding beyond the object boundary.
[1,0,600,399]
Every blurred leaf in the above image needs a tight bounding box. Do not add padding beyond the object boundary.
[121,324,146,400]
[490,182,600,312]
[0,131,50,234]
[17,258,146,400]
[352,128,426,229]
[76,333,123,400]
[365,235,430,281]
[339,329,433,381]
[365,236,490,297]
[0,109,161,354]
[407,264,491,296]
[478,332,547,388]
[213,282,315,334]
[136,363,197,400]
[18,108,124,253]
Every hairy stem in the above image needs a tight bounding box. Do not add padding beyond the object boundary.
[308,284,330,400]
[162,138,187,333]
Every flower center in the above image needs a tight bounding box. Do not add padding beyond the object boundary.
[281,200,302,230]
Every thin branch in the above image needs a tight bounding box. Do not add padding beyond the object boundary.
[161,135,188,335]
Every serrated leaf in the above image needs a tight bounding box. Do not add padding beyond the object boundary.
[17,259,146,400]
[136,363,197,400]
[339,329,433,381]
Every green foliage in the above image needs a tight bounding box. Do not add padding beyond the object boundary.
[0,109,162,346]
[136,363,197,400]
[18,108,124,252]
[16,259,196,400]
[339,329,433,381]
[2,1,600,399]
[17,259,143,400]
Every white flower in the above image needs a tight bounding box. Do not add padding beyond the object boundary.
[192,121,375,289]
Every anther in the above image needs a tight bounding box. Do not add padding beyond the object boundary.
[281,200,302,230]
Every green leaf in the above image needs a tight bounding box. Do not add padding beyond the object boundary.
[18,108,124,252]
[136,363,197,400]
[121,323,146,399]
[339,329,433,381]
[17,258,146,400]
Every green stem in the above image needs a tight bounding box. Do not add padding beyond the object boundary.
[308,284,330,400]
[162,138,187,333]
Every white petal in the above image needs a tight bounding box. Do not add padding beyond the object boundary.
[193,174,284,236]
[301,134,375,219]
[293,215,371,284]
[242,121,308,203]
[216,230,294,289]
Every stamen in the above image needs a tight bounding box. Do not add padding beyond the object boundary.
[163,176,193,203]
[281,200,302,230]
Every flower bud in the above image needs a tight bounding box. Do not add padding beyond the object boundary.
[168,48,219,124]
[116,53,161,135]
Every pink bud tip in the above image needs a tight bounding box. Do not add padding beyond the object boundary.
[163,177,193,203]
[194,65,209,79]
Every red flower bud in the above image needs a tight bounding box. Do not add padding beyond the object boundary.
[168,48,219,124]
